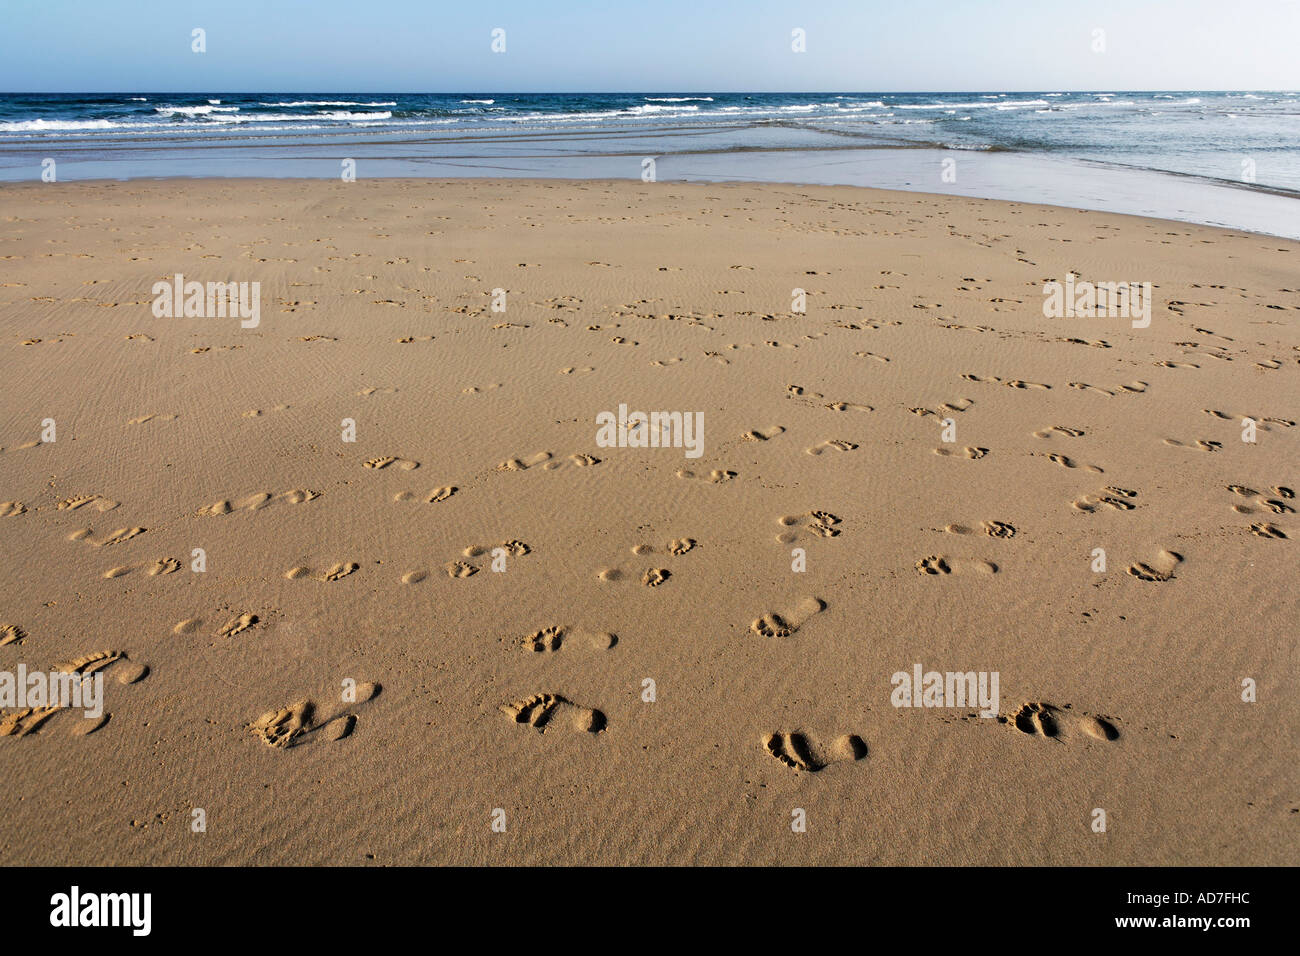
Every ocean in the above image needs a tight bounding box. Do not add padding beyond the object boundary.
[3,91,1299,237]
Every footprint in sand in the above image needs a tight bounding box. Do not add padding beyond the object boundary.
[284,562,359,582]
[1163,438,1222,453]
[57,494,119,513]
[0,650,151,738]
[775,511,842,543]
[0,501,27,517]
[595,563,672,587]
[1203,409,1295,430]
[498,451,601,472]
[911,398,976,418]
[55,649,149,684]
[1226,484,1294,515]
[742,425,786,442]
[1069,381,1148,397]
[522,626,617,653]
[806,439,858,456]
[68,526,146,548]
[915,555,999,576]
[629,538,698,557]
[1004,702,1119,742]
[1,624,28,646]
[215,613,260,637]
[1072,486,1138,513]
[497,451,551,471]
[942,520,1016,539]
[1038,452,1104,473]
[677,468,737,483]
[750,597,826,638]
[1126,550,1183,582]
[933,446,988,459]
[1032,426,1085,439]
[200,489,320,515]
[641,568,671,587]
[363,456,420,470]
[500,693,606,734]
[103,556,182,578]
[464,540,531,559]
[762,731,867,773]
[249,682,381,749]
[394,486,457,503]
[1250,522,1288,539]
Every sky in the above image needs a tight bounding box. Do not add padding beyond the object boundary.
[1,0,1298,92]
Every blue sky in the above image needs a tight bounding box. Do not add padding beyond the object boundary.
[2,0,1297,92]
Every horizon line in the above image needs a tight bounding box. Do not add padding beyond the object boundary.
[4,88,1297,96]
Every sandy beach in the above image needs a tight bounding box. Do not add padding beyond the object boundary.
[0,177,1295,865]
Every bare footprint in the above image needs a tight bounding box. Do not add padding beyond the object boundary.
[1163,438,1222,453]
[500,693,606,734]
[363,456,420,470]
[1040,452,1104,473]
[1126,549,1183,582]
[522,626,617,653]
[249,682,381,749]
[1032,426,1084,439]
[68,526,146,548]
[284,562,359,582]
[677,468,737,483]
[933,446,988,459]
[217,613,259,637]
[54,650,149,685]
[806,439,858,456]
[776,511,842,543]
[498,451,553,472]
[750,597,826,638]
[1072,487,1137,513]
[103,556,182,578]
[763,731,867,772]
[1006,702,1119,742]
[394,486,457,503]
[915,555,999,575]
[57,494,119,513]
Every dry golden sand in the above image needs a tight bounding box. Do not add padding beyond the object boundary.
[0,178,1296,865]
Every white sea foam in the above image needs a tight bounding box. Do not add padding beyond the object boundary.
[258,100,397,107]
[155,105,240,116]
[898,99,1048,110]
[0,118,120,132]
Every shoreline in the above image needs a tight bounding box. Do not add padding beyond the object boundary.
[3,173,1298,243]
[5,147,1299,240]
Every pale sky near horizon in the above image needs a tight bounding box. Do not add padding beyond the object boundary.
[2,0,1297,92]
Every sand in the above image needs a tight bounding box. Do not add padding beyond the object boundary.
[0,178,1295,865]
